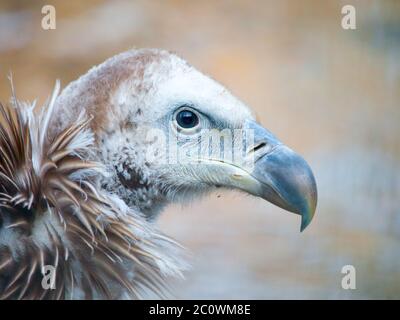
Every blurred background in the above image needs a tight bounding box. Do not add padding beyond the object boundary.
[0,0,399,299]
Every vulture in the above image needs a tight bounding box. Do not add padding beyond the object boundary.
[0,48,317,299]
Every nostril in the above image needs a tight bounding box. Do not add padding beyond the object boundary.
[249,142,267,153]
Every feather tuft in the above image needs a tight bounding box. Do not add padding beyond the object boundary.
[0,82,187,300]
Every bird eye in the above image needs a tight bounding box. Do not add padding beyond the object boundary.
[176,109,199,129]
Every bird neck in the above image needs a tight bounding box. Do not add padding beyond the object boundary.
[94,130,169,221]
[100,167,168,221]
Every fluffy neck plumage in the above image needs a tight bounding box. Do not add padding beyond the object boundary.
[97,129,168,220]
[0,88,186,299]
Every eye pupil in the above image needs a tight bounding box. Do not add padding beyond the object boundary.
[176,110,199,129]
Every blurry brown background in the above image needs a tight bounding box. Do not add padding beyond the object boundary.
[0,0,399,299]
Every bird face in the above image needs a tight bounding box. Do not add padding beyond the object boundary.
[96,50,317,231]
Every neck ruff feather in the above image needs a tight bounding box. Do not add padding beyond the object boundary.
[0,81,186,300]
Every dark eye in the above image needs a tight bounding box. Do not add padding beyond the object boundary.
[176,110,199,129]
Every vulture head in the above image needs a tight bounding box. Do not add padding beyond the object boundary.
[54,49,317,231]
[0,48,317,300]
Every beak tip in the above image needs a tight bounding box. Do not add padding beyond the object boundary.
[300,215,311,232]
[299,201,317,232]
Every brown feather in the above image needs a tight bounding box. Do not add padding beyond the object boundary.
[0,83,186,299]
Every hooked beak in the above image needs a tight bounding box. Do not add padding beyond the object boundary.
[186,120,317,231]
[246,120,317,231]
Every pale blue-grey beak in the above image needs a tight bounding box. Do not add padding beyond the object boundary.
[245,120,317,231]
